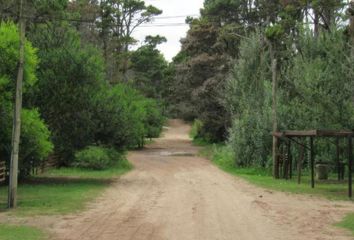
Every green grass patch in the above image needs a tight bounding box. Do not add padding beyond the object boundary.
[199,144,354,201]
[0,224,46,240]
[0,160,132,216]
[337,213,354,236]
[43,159,132,179]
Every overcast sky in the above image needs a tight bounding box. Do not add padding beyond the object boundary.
[132,0,204,61]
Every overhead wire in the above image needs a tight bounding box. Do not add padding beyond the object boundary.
[1,12,193,27]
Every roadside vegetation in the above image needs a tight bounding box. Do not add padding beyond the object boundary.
[0,224,46,240]
[0,161,131,216]
[0,0,354,238]
[337,213,354,236]
[181,1,354,234]
[0,0,165,234]
[199,143,354,201]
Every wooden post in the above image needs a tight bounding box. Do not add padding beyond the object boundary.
[282,141,290,180]
[271,49,279,179]
[297,145,304,184]
[314,10,319,37]
[349,0,354,45]
[336,137,340,181]
[348,136,352,198]
[310,137,315,188]
[288,140,292,179]
[8,0,25,209]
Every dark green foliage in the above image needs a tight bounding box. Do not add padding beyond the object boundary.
[74,146,123,170]
[25,22,165,166]
[130,38,168,99]
[27,23,106,164]
[169,20,231,141]
[226,31,272,167]
[70,0,162,81]
[226,27,354,168]
[172,0,354,170]
[94,84,145,149]
[94,84,163,149]
[281,28,354,130]
[1,3,166,175]
[143,99,164,139]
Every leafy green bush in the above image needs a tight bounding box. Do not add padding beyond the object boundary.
[0,108,53,176]
[20,109,54,174]
[225,31,272,167]
[190,119,204,139]
[28,23,106,165]
[0,22,53,176]
[228,109,272,167]
[94,84,164,149]
[74,146,123,170]
[211,144,235,169]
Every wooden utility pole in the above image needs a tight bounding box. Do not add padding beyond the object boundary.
[350,0,354,44]
[270,45,279,179]
[8,0,25,209]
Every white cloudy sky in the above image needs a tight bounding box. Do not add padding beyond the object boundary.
[132,0,204,61]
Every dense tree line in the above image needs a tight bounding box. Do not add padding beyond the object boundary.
[0,0,167,175]
[170,0,354,169]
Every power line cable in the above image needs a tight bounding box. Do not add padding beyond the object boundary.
[2,12,190,27]
[153,14,199,19]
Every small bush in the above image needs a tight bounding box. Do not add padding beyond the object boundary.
[94,84,164,149]
[20,109,54,174]
[74,146,123,170]
[190,119,203,139]
[211,144,235,169]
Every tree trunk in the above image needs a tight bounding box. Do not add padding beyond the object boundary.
[122,43,129,82]
[8,0,25,209]
[314,10,319,37]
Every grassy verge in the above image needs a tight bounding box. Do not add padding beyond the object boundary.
[199,144,354,201]
[0,224,46,240]
[42,159,132,179]
[337,213,354,236]
[0,159,132,216]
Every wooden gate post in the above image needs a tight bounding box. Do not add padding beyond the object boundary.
[310,137,315,189]
[348,136,353,198]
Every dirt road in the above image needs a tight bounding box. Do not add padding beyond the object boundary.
[50,119,354,240]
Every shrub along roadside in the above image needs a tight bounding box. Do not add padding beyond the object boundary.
[74,146,123,170]
[0,22,53,177]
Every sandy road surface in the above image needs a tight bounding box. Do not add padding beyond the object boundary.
[43,120,354,239]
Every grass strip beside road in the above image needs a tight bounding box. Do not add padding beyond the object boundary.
[0,224,46,240]
[337,213,354,236]
[0,159,132,216]
[198,143,354,201]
